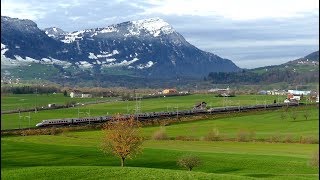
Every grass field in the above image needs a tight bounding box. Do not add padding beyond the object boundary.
[1,94,318,179]
[1,94,289,129]
[1,93,116,111]
[1,127,319,179]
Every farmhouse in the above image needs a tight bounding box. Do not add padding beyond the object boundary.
[70,90,92,98]
[287,90,311,95]
[81,92,92,98]
[70,90,82,98]
[267,89,287,95]
[208,87,230,93]
[162,89,177,94]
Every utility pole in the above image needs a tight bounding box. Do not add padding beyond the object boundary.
[28,112,31,129]
[88,109,91,124]
[19,111,22,129]
[175,106,179,119]
[126,101,129,113]
[35,88,38,113]
[134,95,141,120]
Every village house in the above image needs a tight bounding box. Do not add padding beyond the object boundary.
[70,90,82,98]
[162,89,177,94]
[266,89,287,95]
[208,87,230,94]
[81,92,92,98]
[287,90,311,96]
[70,90,92,98]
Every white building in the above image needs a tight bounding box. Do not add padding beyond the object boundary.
[287,90,311,95]
[81,93,92,98]
[70,91,82,98]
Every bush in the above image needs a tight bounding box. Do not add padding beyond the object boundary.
[280,112,287,120]
[300,136,319,144]
[290,111,298,121]
[152,127,168,140]
[283,134,294,143]
[303,110,311,121]
[50,127,63,135]
[177,154,201,171]
[236,129,255,142]
[309,151,319,168]
[269,133,282,143]
[175,136,198,141]
[204,128,220,141]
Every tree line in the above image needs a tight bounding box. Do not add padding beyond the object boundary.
[207,69,319,84]
[1,85,60,94]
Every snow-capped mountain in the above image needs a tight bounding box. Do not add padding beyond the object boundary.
[1,16,240,79]
[44,27,66,39]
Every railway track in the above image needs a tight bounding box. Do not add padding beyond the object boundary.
[1,102,301,132]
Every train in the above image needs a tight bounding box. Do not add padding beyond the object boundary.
[35,102,298,127]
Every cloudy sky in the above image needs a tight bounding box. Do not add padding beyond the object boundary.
[1,0,319,68]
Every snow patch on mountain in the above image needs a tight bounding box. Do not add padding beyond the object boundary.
[41,58,72,68]
[130,18,174,37]
[137,61,154,69]
[1,43,8,55]
[77,61,93,68]
[103,57,139,68]
[88,52,98,59]
[100,26,118,33]
[106,58,117,62]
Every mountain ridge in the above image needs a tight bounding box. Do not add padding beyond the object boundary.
[1,16,240,80]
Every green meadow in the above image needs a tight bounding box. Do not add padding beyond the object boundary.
[1,93,111,111]
[1,94,287,129]
[1,104,319,179]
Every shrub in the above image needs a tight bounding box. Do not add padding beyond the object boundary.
[290,111,298,121]
[283,134,294,143]
[204,128,220,141]
[300,136,319,144]
[175,136,198,141]
[309,150,319,168]
[269,133,282,143]
[152,127,168,140]
[280,112,287,120]
[177,154,201,171]
[236,129,255,142]
[50,127,63,135]
[303,110,311,121]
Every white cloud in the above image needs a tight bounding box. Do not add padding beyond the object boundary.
[1,0,47,20]
[69,16,81,21]
[1,0,84,20]
[141,0,319,20]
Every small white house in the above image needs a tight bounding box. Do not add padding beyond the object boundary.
[292,95,301,101]
[70,91,82,98]
[81,93,92,98]
[287,90,311,95]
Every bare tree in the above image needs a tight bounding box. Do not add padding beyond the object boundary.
[177,154,201,171]
[303,110,311,121]
[309,150,319,168]
[290,111,298,121]
[101,115,144,167]
[280,112,286,121]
